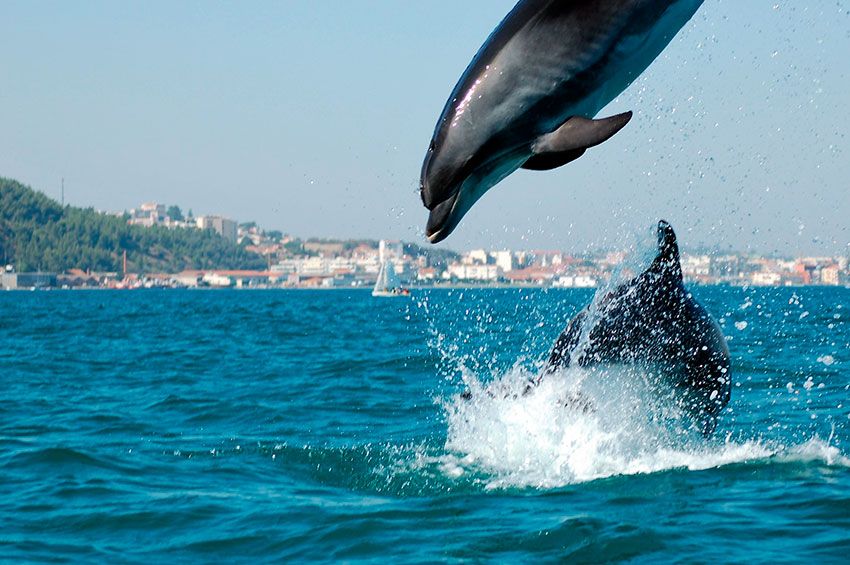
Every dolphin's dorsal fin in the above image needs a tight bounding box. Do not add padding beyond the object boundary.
[522,112,633,171]
[648,220,683,281]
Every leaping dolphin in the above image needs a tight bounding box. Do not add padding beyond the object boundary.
[420,0,705,242]
[544,220,730,435]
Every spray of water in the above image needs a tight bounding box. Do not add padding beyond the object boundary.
[437,363,848,489]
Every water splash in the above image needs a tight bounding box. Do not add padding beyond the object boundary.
[438,363,847,490]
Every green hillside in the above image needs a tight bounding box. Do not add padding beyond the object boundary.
[0,177,265,273]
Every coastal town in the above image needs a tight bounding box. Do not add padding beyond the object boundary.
[1,201,848,290]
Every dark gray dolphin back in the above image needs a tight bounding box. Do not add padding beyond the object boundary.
[545,220,730,434]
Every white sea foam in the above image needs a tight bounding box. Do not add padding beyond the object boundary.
[439,365,847,489]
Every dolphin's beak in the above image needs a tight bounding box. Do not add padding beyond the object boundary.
[425,192,459,243]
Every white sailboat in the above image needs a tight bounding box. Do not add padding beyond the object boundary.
[372,240,409,297]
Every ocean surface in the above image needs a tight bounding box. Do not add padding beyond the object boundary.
[1,285,848,562]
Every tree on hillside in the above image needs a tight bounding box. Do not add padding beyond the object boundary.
[0,177,265,273]
[167,205,184,222]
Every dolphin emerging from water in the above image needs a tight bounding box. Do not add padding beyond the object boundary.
[420,0,704,243]
[544,220,730,435]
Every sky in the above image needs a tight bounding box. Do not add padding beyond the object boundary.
[1,1,848,255]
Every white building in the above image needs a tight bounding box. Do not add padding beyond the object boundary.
[446,263,500,281]
[490,250,513,273]
[272,255,391,280]
[197,216,238,243]
[751,272,781,286]
[128,202,167,227]
[681,254,711,278]
[202,272,233,287]
[464,249,489,265]
[820,265,840,286]
[553,275,597,288]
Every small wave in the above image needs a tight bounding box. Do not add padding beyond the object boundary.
[778,437,850,467]
[3,447,127,473]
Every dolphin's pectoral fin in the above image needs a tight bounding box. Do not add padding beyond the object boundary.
[522,111,633,171]
[521,148,586,171]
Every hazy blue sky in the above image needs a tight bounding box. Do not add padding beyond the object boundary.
[1,1,848,254]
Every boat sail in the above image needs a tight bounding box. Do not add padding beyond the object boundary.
[372,240,409,297]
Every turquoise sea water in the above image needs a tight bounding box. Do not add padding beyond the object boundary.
[1,287,848,562]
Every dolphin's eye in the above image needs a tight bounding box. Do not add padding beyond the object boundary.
[429,140,436,152]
